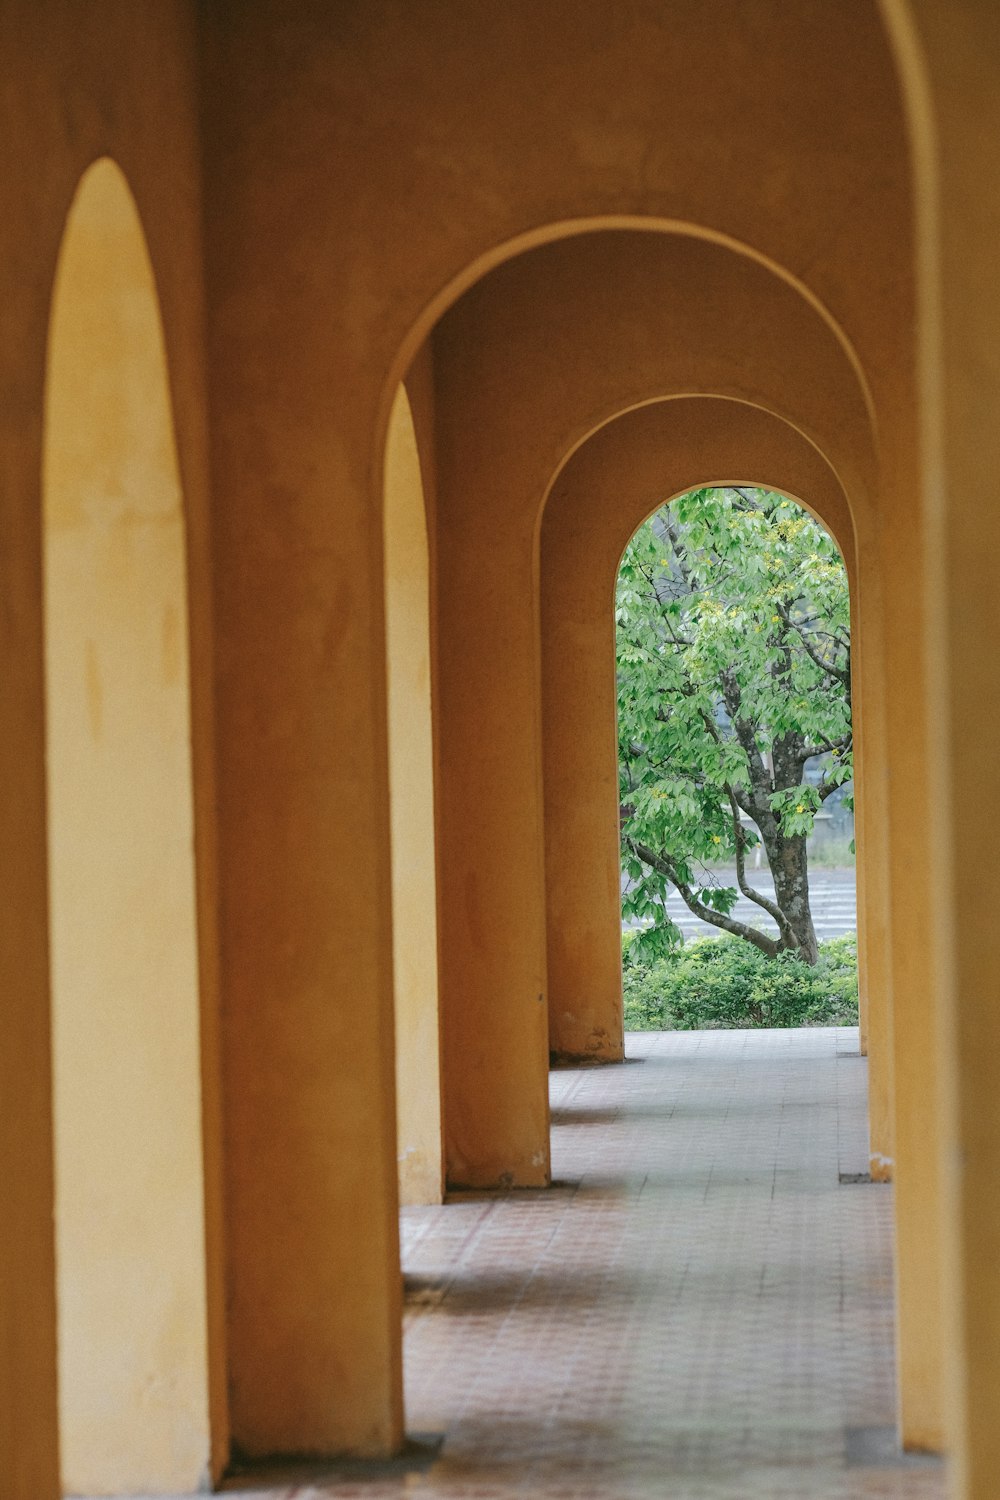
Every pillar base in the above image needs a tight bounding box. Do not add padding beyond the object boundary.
[549,1046,626,1069]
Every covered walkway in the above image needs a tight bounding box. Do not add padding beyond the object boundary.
[212,1029,945,1500]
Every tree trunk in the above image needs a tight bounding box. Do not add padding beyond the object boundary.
[761,830,819,964]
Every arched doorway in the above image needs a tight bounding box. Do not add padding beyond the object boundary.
[615,486,855,969]
[539,398,861,1067]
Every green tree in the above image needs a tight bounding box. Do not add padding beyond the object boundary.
[617,487,852,965]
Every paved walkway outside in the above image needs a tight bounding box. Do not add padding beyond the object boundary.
[215,1030,944,1498]
[627,867,857,943]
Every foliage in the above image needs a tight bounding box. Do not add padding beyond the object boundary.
[622,932,859,1031]
[617,487,852,964]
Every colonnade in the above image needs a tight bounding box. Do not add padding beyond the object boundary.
[0,4,998,1497]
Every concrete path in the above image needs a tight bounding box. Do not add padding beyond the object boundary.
[207,1027,946,1499]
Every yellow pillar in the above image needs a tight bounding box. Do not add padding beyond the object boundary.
[883,2,1000,1489]
[850,615,875,1062]
[540,481,625,1066]
[880,500,945,1451]
[385,383,445,1205]
[433,434,552,1188]
[44,159,219,1495]
[201,119,404,1462]
[851,566,896,1182]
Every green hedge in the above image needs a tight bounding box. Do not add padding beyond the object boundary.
[622,932,858,1031]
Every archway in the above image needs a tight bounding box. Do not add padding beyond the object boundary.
[379,213,940,1455]
[43,158,213,1494]
[421,229,878,1193]
[185,6,926,1460]
[535,390,949,1447]
[539,397,860,1067]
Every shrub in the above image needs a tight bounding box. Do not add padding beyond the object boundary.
[622,931,858,1031]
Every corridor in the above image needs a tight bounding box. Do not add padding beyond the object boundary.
[210,1029,946,1500]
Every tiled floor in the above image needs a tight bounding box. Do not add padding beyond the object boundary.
[221,1030,949,1497]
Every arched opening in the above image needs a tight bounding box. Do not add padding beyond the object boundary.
[538,397,864,1068]
[409,225,880,1191]
[383,382,444,1206]
[379,211,937,1474]
[535,394,937,1443]
[43,158,212,1493]
[615,486,857,988]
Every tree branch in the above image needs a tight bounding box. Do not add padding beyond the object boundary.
[658,514,699,593]
[700,709,722,743]
[720,668,772,806]
[789,731,853,765]
[627,837,782,959]
[776,600,850,684]
[726,790,798,947]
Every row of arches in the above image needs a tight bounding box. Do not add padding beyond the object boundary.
[3,4,997,1496]
[32,156,889,1494]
